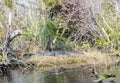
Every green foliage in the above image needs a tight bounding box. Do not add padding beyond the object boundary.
[5,0,13,9]
[23,17,39,38]
[81,43,91,51]
[38,19,55,49]
[1,0,120,52]
[42,0,60,10]
[95,37,109,49]
[95,0,120,52]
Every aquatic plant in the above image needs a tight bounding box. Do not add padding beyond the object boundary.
[96,73,116,83]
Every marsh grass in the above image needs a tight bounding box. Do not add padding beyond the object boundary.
[26,50,120,69]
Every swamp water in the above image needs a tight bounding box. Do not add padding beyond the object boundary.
[1,66,120,83]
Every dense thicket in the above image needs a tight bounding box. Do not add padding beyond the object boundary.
[0,0,120,54]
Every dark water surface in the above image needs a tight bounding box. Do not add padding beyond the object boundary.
[1,66,120,83]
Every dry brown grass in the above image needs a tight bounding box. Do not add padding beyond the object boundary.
[26,50,120,69]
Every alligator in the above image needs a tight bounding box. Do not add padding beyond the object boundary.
[23,51,81,58]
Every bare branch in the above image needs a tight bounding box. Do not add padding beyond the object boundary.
[9,30,22,42]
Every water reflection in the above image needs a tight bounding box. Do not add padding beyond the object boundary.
[0,76,11,83]
[1,66,120,83]
[9,69,93,83]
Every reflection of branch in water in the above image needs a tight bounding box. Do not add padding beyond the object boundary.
[49,66,66,75]
[90,67,116,83]
[0,76,11,83]
[90,67,99,79]
[0,64,10,77]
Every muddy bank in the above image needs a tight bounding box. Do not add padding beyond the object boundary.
[0,50,120,78]
[24,50,120,70]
